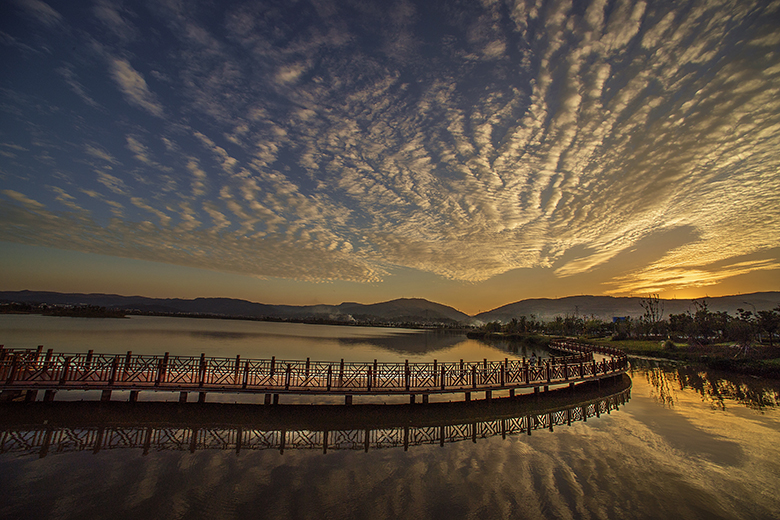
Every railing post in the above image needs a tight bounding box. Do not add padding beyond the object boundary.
[433,359,437,387]
[405,360,410,391]
[234,355,241,385]
[339,359,345,387]
[59,357,72,385]
[199,353,206,387]
[109,355,120,385]
[155,358,164,387]
[471,365,477,389]
[123,351,133,382]
[285,364,291,390]
[43,349,53,374]
[305,358,310,380]
[441,365,446,390]
[242,360,250,388]
[367,366,372,391]
[156,352,169,387]
[327,365,332,391]
[546,362,551,384]
[5,354,18,385]
[85,350,94,372]
[270,356,276,379]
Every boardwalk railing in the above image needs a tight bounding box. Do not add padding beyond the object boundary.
[0,340,628,402]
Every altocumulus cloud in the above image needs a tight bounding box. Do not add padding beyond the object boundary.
[0,0,778,291]
[109,58,164,118]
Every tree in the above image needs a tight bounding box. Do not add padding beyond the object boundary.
[728,309,756,354]
[668,311,694,341]
[756,308,780,347]
[640,294,665,337]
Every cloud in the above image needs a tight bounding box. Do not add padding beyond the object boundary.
[186,159,208,197]
[130,197,171,227]
[109,58,164,117]
[2,189,45,210]
[2,0,779,292]
[202,201,232,232]
[84,144,117,164]
[193,132,238,175]
[58,66,102,109]
[0,30,40,53]
[275,62,309,85]
[93,0,137,42]
[14,0,62,28]
[96,171,128,195]
[606,259,780,295]
[125,136,152,164]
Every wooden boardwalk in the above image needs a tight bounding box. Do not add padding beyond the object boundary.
[0,340,628,404]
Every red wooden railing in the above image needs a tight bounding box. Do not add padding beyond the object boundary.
[0,340,628,399]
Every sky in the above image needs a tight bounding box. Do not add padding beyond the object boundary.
[1,0,779,315]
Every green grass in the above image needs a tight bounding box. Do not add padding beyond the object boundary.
[580,337,780,378]
[587,338,680,354]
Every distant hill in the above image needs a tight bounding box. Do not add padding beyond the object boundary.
[2,290,778,325]
[473,292,780,323]
[0,291,468,325]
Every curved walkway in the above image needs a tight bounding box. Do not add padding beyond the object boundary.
[0,340,628,404]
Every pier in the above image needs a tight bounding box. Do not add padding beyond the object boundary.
[0,340,628,404]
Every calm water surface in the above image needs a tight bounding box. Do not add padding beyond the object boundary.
[1,316,779,520]
[0,314,534,362]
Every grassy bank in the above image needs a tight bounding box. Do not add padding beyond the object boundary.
[584,338,780,379]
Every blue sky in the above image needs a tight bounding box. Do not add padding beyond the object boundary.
[1,0,779,314]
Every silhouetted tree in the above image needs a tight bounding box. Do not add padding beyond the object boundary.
[756,308,780,346]
[728,308,756,354]
[640,294,665,337]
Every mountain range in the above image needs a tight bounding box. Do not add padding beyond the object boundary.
[473,293,780,322]
[0,290,468,325]
[1,290,779,325]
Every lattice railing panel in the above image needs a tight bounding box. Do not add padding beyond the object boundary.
[0,340,628,395]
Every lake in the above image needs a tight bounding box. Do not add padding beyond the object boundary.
[1,315,779,519]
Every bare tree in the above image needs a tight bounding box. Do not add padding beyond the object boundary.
[640,294,665,337]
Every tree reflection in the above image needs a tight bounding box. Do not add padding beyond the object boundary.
[631,359,780,411]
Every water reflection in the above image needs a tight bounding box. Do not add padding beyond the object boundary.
[630,358,780,411]
[0,315,530,362]
[333,330,466,355]
[0,376,630,458]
